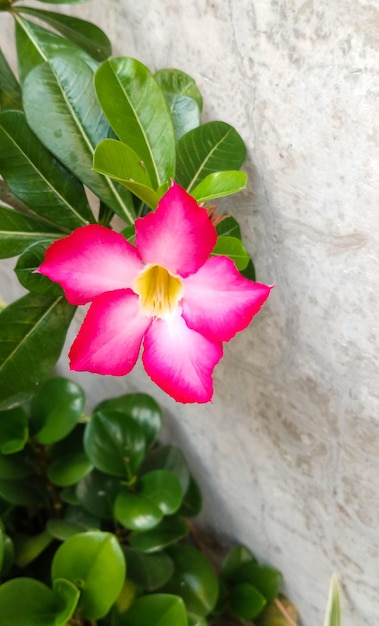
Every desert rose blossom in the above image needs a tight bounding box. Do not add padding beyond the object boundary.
[38,183,271,403]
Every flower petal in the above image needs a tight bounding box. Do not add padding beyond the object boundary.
[181,256,272,342]
[69,290,151,375]
[39,225,143,305]
[142,311,223,403]
[135,182,217,277]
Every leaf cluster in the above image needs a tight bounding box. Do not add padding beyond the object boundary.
[0,377,297,626]
[0,0,255,409]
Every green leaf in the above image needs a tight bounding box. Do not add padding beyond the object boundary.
[0,206,61,259]
[15,241,64,297]
[52,531,126,620]
[47,506,100,540]
[241,259,256,281]
[30,0,89,4]
[84,410,146,478]
[191,170,247,203]
[94,392,162,448]
[0,48,22,111]
[0,578,79,626]
[234,563,282,603]
[30,377,85,444]
[324,574,341,626]
[114,469,183,531]
[216,215,241,238]
[14,529,53,567]
[0,474,47,505]
[123,594,187,626]
[0,446,36,479]
[155,68,203,110]
[0,110,94,230]
[220,545,256,583]
[128,515,189,553]
[140,444,190,493]
[23,54,135,224]
[229,583,267,619]
[0,293,75,410]
[212,235,250,270]
[176,121,246,191]
[53,578,81,626]
[94,57,176,188]
[76,468,121,518]
[179,475,202,518]
[48,424,93,487]
[187,613,208,626]
[0,406,28,453]
[163,545,219,616]
[0,532,14,577]
[15,14,97,84]
[123,547,174,591]
[16,7,112,61]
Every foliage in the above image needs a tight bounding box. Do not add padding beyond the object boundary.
[323,575,341,626]
[0,377,298,625]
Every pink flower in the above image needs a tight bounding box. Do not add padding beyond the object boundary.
[39,183,271,403]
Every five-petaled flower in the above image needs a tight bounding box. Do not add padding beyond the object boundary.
[39,183,271,403]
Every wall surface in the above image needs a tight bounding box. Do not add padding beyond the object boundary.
[1,1,378,624]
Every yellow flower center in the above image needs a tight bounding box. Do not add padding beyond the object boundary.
[133,264,183,318]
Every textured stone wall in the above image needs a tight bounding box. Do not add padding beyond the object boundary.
[1,1,378,624]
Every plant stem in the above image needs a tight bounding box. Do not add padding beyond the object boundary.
[275,597,298,626]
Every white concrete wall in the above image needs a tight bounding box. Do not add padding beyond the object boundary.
[1,1,379,624]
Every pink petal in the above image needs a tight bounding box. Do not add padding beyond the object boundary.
[39,225,143,305]
[69,290,151,375]
[142,310,223,404]
[181,256,272,342]
[135,182,217,277]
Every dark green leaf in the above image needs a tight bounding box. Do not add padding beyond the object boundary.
[0,446,36,479]
[212,235,250,270]
[94,57,176,188]
[0,48,22,111]
[123,594,187,626]
[220,545,256,583]
[48,424,93,487]
[191,171,247,203]
[53,578,82,626]
[164,94,201,141]
[94,392,162,448]
[179,475,202,518]
[123,547,174,591]
[176,121,246,191]
[128,515,189,553]
[23,54,135,224]
[0,474,47,505]
[14,529,53,567]
[187,613,208,626]
[84,410,146,478]
[0,406,28,453]
[0,532,14,576]
[155,68,203,110]
[230,583,267,619]
[0,293,75,410]
[52,531,126,620]
[0,110,94,229]
[76,468,121,518]
[234,562,283,603]
[15,241,64,297]
[216,216,241,238]
[16,7,112,61]
[47,506,100,540]
[163,545,219,616]
[0,205,61,259]
[140,444,190,493]
[240,258,256,281]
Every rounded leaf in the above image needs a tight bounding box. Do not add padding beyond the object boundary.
[48,425,93,487]
[220,544,257,583]
[0,406,28,454]
[123,547,174,591]
[76,468,121,518]
[230,583,267,619]
[235,562,283,603]
[140,444,190,492]
[123,594,187,626]
[52,531,126,620]
[128,515,189,554]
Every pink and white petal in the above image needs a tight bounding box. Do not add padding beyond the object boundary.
[142,311,223,404]
[181,256,272,342]
[135,182,217,277]
[39,225,143,305]
[69,289,151,375]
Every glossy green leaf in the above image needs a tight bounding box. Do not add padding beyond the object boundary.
[128,515,189,553]
[176,121,246,191]
[52,531,126,620]
[234,562,282,603]
[123,547,174,591]
[0,110,94,229]
[23,54,134,224]
[30,377,85,444]
[155,68,203,110]
[94,57,176,188]
[14,529,52,567]
[0,48,22,111]
[140,444,190,493]
[230,583,267,619]
[220,544,256,583]
[212,235,250,270]
[187,613,208,626]
[191,170,247,203]
[15,15,97,84]
[84,410,146,478]
[163,545,219,616]
[0,446,36,479]
[179,475,202,518]
[94,392,162,448]
[76,468,121,518]
[115,469,183,531]
[0,206,61,259]
[0,533,14,576]
[0,474,46,505]
[48,425,93,487]
[241,258,256,281]
[15,241,63,297]
[163,94,200,141]
[216,215,241,238]
[16,7,112,61]
[53,578,81,626]
[0,577,79,626]
[0,293,76,410]
[123,594,187,626]
[47,506,100,540]
[324,574,341,626]
[0,406,28,453]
